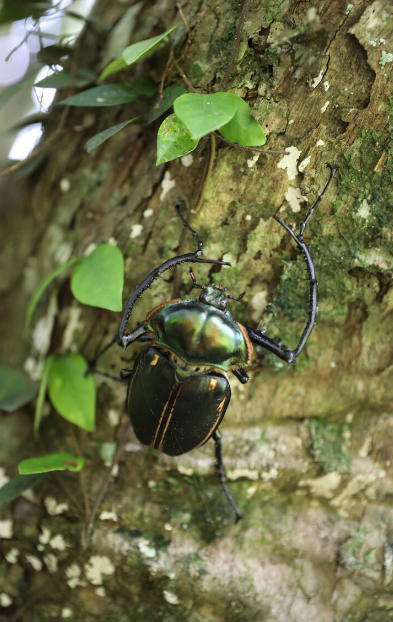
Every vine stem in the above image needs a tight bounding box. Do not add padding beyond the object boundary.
[220,0,252,91]
[214,132,289,155]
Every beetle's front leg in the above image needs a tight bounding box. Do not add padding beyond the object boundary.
[232,368,250,384]
[246,163,338,365]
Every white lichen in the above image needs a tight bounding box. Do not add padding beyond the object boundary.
[310,70,323,89]
[0,519,13,539]
[321,101,330,113]
[95,587,106,597]
[107,409,120,427]
[44,553,58,573]
[316,139,325,147]
[130,224,143,239]
[44,497,69,516]
[181,154,193,167]
[138,539,156,558]
[99,511,119,521]
[49,534,68,551]
[65,563,86,589]
[247,154,260,168]
[250,291,268,323]
[298,155,311,172]
[357,199,371,219]
[0,593,13,607]
[177,465,194,476]
[379,51,393,68]
[59,178,71,193]
[61,608,73,618]
[84,556,115,585]
[143,208,154,218]
[227,469,259,481]
[345,4,354,14]
[164,590,180,605]
[323,80,330,91]
[26,554,43,571]
[277,146,302,180]
[160,170,176,200]
[5,547,19,563]
[285,187,308,213]
[84,243,97,256]
[39,526,51,545]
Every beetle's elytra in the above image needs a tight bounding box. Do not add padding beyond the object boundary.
[92,164,338,522]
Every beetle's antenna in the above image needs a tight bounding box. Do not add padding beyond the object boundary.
[175,202,203,255]
[227,291,246,301]
[190,270,206,290]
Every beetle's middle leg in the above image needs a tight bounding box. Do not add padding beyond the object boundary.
[213,430,242,523]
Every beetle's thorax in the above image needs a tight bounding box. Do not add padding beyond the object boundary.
[145,299,252,371]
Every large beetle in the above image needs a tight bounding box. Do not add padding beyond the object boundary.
[93,164,338,521]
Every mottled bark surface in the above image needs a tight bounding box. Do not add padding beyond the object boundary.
[1,0,393,620]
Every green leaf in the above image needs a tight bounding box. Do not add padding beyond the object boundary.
[174,92,237,140]
[0,473,45,505]
[156,114,199,165]
[71,244,124,311]
[25,257,78,331]
[35,69,95,89]
[19,452,85,475]
[98,56,128,82]
[146,86,186,125]
[0,1,49,25]
[48,354,96,431]
[61,9,109,30]
[86,118,140,153]
[34,355,54,439]
[58,85,136,107]
[0,67,39,110]
[218,96,267,146]
[122,25,177,65]
[0,368,38,412]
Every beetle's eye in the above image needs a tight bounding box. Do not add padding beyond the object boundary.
[199,293,207,302]
[219,299,227,309]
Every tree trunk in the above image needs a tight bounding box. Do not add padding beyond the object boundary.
[1,0,393,620]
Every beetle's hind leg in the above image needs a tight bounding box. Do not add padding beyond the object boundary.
[213,430,242,523]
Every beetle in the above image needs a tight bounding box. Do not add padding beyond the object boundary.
[92,164,338,521]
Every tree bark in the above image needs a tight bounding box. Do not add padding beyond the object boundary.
[1,0,393,620]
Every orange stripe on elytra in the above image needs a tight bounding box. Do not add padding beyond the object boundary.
[195,396,227,449]
[150,383,176,448]
[237,322,253,365]
[145,299,181,324]
[158,385,183,451]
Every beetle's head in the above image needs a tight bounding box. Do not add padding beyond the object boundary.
[190,271,246,311]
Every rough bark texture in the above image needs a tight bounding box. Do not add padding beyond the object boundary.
[1,0,393,620]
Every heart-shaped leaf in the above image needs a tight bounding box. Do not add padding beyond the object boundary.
[218,95,267,146]
[156,114,199,165]
[0,473,45,505]
[146,86,186,125]
[58,85,136,107]
[71,244,124,311]
[19,452,85,475]
[87,118,140,153]
[0,368,38,412]
[49,353,96,431]
[174,92,237,140]
[122,25,177,65]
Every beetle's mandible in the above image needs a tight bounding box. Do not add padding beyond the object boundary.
[91,164,338,522]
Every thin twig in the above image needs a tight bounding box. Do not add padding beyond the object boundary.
[173,59,197,92]
[5,24,37,61]
[177,1,192,44]
[193,133,216,215]
[214,132,289,155]
[81,421,131,549]
[0,107,70,178]
[158,46,174,99]
[220,0,252,91]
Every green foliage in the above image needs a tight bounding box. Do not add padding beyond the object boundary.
[0,368,38,412]
[35,69,95,88]
[86,119,140,153]
[309,419,352,473]
[58,85,137,107]
[218,96,266,146]
[25,257,78,330]
[19,452,85,474]
[34,355,54,439]
[146,86,186,124]
[48,353,96,431]
[99,25,177,81]
[70,244,124,311]
[0,473,45,505]
[174,92,237,140]
[0,67,39,110]
[156,113,199,165]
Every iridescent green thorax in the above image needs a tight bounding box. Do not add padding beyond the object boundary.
[145,300,251,371]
